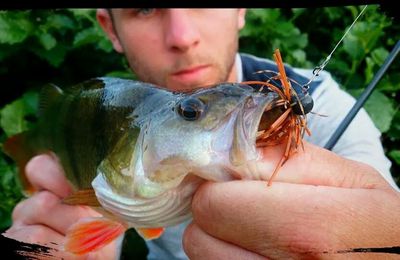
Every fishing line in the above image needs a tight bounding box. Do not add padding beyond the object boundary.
[302,5,368,90]
[297,5,400,151]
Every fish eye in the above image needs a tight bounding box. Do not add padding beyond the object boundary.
[177,98,205,121]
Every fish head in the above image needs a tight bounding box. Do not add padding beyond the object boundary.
[93,82,286,228]
[137,83,282,195]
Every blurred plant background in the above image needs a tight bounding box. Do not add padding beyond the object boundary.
[0,6,399,258]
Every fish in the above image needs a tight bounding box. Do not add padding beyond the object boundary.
[3,49,313,255]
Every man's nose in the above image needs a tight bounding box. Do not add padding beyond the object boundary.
[164,9,200,52]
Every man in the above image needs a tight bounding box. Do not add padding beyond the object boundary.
[4,9,400,259]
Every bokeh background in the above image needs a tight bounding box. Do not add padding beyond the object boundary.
[0,7,399,258]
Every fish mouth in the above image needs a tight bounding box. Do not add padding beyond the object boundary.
[232,92,282,164]
[248,94,281,146]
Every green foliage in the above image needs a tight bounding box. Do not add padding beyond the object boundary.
[241,6,400,186]
[389,150,400,165]
[240,9,310,66]
[0,6,399,257]
[0,9,132,109]
[0,91,38,230]
[0,157,21,230]
[348,89,396,133]
[1,92,38,136]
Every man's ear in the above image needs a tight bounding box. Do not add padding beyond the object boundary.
[96,9,124,53]
[238,8,246,30]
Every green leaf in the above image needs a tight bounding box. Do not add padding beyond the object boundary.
[352,22,383,52]
[46,14,75,30]
[355,90,396,133]
[371,48,388,65]
[329,59,351,76]
[73,27,100,47]
[364,57,375,84]
[33,44,68,67]
[0,99,28,136]
[324,7,343,20]
[388,111,400,139]
[38,32,57,50]
[288,34,307,49]
[291,8,307,19]
[0,156,22,230]
[0,91,38,137]
[23,91,39,114]
[98,37,114,52]
[0,157,15,189]
[291,49,306,64]
[275,22,296,37]
[69,9,95,19]
[0,12,33,44]
[388,150,400,165]
[343,35,364,60]
[365,48,390,85]
[0,210,12,230]
[376,73,400,92]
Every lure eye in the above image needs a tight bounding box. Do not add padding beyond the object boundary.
[292,93,314,115]
[177,98,205,121]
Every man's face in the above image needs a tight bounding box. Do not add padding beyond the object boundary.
[97,9,246,91]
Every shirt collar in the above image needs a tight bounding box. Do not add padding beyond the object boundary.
[235,53,243,83]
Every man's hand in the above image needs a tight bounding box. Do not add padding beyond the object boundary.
[183,141,400,259]
[3,153,120,259]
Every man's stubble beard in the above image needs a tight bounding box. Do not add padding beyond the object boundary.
[122,36,239,90]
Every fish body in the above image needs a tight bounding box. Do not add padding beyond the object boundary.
[4,77,286,254]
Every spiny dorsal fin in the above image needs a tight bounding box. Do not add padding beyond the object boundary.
[39,83,63,116]
[62,188,101,207]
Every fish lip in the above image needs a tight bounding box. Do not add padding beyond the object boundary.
[241,93,279,159]
[229,93,275,167]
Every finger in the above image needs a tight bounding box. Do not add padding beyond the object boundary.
[253,141,388,189]
[3,225,90,259]
[12,191,101,235]
[3,224,65,249]
[25,153,73,198]
[191,181,400,258]
[183,222,265,260]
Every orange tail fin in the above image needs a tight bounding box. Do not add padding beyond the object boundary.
[137,227,165,240]
[64,217,126,255]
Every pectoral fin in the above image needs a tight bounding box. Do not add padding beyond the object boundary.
[136,227,165,240]
[65,217,126,255]
[62,188,101,207]
[98,129,139,197]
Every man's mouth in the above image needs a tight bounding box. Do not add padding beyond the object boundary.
[171,65,210,82]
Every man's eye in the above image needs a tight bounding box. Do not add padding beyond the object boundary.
[135,8,156,17]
